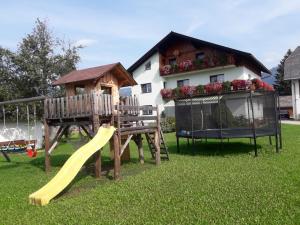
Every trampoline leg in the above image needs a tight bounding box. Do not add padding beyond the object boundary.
[192,138,195,155]
[253,137,258,157]
[269,136,272,145]
[176,136,180,153]
[275,134,279,153]
[1,151,11,162]
[279,132,282,149]
[187,138,190,148]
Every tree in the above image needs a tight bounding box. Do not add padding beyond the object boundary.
[13,18,82,98]
[274,49,292,95]
[0,47,18,101]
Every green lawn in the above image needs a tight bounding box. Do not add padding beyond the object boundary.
[1,124,300,224]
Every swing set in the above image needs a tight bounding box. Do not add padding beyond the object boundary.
[0,97,43,162]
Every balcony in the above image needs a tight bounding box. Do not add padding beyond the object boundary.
[159,53,236,76]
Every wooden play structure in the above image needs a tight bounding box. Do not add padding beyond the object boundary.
[42,62,168,180]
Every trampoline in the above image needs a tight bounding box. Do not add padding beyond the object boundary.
[175,90,282,156]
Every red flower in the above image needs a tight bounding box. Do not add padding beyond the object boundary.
[204,83,223,94]
[179,59,193,71]
[160,88,173,99]
[180,85,196,97]
[231,80,247,90]
[160,65,172,75]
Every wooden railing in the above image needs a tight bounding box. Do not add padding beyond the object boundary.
[44,93,113,119]
[44,94,140,120]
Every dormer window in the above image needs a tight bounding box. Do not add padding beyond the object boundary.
[169,58,177,66]
[145,61,151,70]
[196,52,205,60]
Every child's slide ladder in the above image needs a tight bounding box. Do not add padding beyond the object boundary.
[145,129,169,160]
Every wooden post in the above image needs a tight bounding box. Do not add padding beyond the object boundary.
[113,133,121,180]
[92,93,101,178]
[121,135,131,162]
[44,119,51,172]
[155,105,161,165]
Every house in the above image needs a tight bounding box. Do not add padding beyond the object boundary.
[284,46,300,119]
[128,31,270,115]
[279,95,293,119]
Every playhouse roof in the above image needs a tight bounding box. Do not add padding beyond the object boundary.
[284,46,300,80]
[128,31,270,74]
[53,62,137,86]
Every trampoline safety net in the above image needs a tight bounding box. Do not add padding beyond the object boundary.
[175,91,279,139]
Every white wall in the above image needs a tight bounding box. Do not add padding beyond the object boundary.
[131,53,165,113]
[291,79,300,119]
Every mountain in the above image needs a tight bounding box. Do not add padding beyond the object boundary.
[262,67,277,85]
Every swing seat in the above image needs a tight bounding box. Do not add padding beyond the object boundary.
[27,147,37,158]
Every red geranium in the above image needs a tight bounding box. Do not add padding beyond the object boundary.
[179,59,193,71]
[231,79,247,90]
[160,88,173,99]
[180,85,196,97]
[204,82,223,94]
[160,65,172,75]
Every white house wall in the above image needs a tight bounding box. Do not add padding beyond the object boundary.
[291,79,300,119]
[131,53,165,112]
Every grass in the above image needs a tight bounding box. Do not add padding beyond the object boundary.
[1,124,300,224]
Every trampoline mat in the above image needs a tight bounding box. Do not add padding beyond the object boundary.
[177,127,276,139]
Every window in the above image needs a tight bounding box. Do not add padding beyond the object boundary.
[75,86,85,95]
[143,105,153,115]
[141,83,152,93]
[163,81,167,89]
[195,52,205,60]
[101,86,112,94]
[169,58,177,66]
[210,74,224,83]
[145,61,151,70]
[177,79,189,87]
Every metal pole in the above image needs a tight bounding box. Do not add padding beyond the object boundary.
[249,91,258,156]
[277,92,282,149]
[218,94,223,150]
[274,92,279,153]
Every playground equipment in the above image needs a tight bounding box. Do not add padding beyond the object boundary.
[0,97,42,161]
[175,90,282,156]
[29,125,115,206]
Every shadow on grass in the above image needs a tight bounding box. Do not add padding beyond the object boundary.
[168,139,260,156]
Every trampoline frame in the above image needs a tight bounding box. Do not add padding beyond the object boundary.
[175,90,282,156]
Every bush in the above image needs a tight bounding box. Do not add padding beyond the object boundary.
[161,117,176,133]
[222,81,231,92]
[196,85,205,95]
[160,88,173,99]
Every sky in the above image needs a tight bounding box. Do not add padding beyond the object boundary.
[0,0,300,70]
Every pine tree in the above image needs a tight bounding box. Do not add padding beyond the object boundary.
[274,49,292,95]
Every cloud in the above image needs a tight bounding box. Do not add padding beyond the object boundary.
[74,39,97,47]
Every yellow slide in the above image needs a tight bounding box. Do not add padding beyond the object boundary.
[29,126,115,206]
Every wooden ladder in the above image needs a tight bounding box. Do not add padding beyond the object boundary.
[145,129,169,160]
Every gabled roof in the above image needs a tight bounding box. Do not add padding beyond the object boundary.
[128,31,270,74]
[284,46,300,80]
[53,62,137,86]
